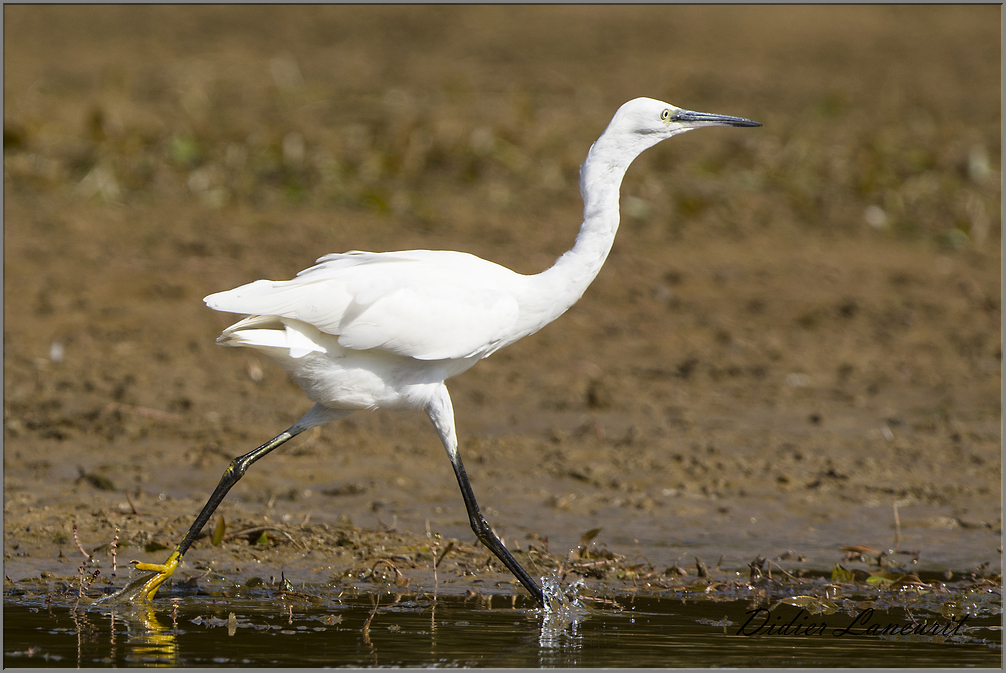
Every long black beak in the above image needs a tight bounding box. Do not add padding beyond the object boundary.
[674,109,762,127]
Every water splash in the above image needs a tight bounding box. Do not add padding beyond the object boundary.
[540,573,590,618]
[538,574,588,656]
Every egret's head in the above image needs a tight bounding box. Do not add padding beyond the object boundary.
[612,97,761,141]
[583,97,760,188]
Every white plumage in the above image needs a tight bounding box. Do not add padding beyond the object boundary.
[208,251,522,360]
[204,249,529,411]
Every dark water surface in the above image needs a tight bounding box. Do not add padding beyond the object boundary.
[4,590,1001,667]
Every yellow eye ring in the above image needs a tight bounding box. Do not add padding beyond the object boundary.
[660,109,672,121]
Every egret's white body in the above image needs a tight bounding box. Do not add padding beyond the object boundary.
[206,250,529,410]
[104,97,760,609]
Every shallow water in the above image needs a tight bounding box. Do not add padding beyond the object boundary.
[5,588,1001,667]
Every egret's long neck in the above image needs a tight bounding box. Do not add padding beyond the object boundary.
[510,130,656,339]
[564,135,640,279]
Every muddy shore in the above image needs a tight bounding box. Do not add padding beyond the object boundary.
[4,6,1000,598]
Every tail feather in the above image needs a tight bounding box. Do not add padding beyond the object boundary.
[216,315,328,359]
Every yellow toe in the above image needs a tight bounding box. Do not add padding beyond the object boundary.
[134,559,176,574]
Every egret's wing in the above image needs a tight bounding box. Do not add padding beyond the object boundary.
[336,284,519,360]
[205,251,521,361]
[205,252,409,327]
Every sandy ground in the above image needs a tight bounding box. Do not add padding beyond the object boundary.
[3,6,1001,597]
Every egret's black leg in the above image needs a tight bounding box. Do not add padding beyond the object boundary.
[97,404,348,603]
[449,451,546,608]
[178,427,304,556]
[425,384,545,608]
[96,428,303,603]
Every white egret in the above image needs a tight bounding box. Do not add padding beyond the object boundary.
[102,97,759,608]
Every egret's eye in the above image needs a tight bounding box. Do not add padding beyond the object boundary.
[660,109,672,121]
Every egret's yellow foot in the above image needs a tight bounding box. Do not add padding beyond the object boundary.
[132,550,183,600]
[95,549,183,603]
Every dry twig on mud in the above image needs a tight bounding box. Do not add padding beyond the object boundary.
[224,525,305,550]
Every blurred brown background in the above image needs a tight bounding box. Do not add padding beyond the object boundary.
[4,6,1000,582]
